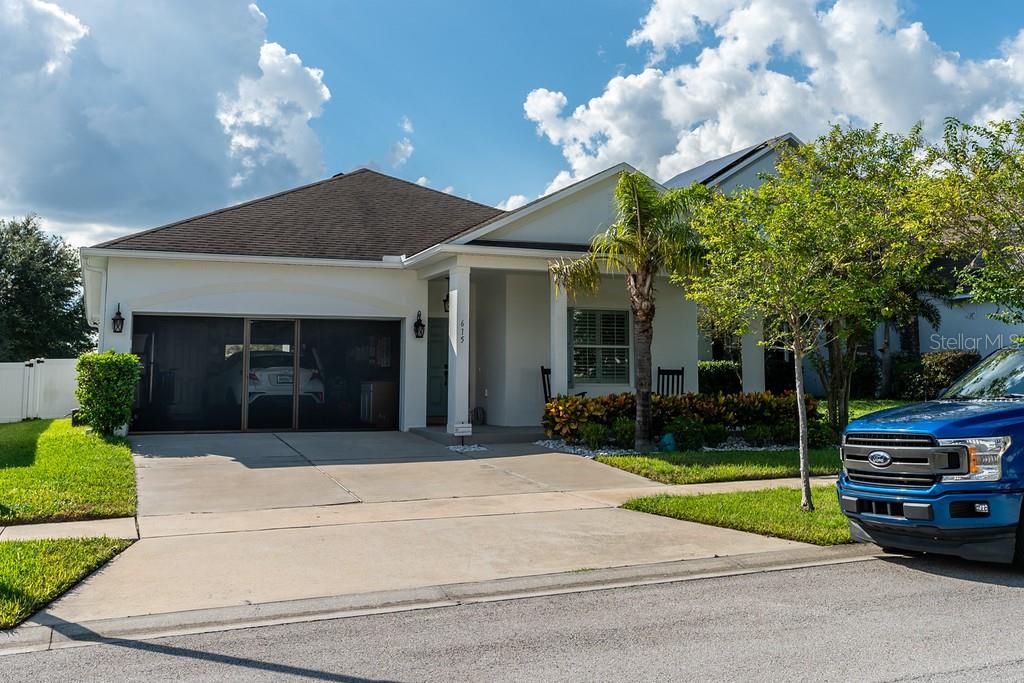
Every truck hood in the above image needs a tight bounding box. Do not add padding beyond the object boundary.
[847,400,1024,439]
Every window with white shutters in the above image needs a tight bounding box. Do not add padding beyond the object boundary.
[570,309,630,385]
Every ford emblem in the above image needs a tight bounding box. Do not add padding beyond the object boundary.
[868,450,893,468]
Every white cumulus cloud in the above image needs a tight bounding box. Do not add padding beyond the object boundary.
[527,0,1024,193]
[496,194,529,211]
[217,41,331,188]
[400,115,414,134]
[389,137,414,167]
[0,0,332,244]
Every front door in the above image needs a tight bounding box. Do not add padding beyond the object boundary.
[426,317,448,423]
[246,319,297,430]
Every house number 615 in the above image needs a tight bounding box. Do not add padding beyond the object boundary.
[459,319,466,345]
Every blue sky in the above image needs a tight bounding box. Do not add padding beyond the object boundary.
[3,0,1024,244]
[258,0,652,204]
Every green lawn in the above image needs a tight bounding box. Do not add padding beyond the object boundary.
[597,448,839,485]
[849,399,910,420]
[0,537,131,628]
[623,486,850,545]
[0,419,136,525]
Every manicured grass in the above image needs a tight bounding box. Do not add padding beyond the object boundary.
[0,419,136,525]
[623,486,850,545]
[0,537,131,628]
[849,399,911,420]
[597,448,839,485]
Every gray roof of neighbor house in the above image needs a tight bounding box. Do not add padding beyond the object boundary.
[93,168,505,261]
[661,133,796,189]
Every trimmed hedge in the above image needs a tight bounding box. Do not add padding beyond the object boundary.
[892,350,980,401]
[543,391,819,442]
[75,351,142,436]
[698,360,742,394]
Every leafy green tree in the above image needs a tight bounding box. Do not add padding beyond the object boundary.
[549,171,709,451]
[930,114,1024,325]
[793,125,940,430]
[0,215,94,361]
[687,130,935,510]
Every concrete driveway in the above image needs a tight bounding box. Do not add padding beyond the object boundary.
[132,431,658,514]
[33,431,809,629]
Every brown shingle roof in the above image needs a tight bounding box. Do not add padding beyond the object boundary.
[94,169,504,260]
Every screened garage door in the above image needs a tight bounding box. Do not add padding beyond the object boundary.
[131,316,401,431]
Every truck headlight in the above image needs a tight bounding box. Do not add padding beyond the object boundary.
[939,436,1011,482]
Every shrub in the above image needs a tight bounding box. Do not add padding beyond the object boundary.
[610,415,635,449]
[807,421,838,448]
[701,423,730,447]
[75,351,142,436]
[892,350,980,401]
[850,353,880,399]
[698,360,741,395]
[580,422,610,450]
[667,417,704,451]
[742,425,774,447]
[543,391,819,442]
[770,422,798,446]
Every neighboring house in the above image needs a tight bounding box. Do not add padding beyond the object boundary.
[81,140,795,434]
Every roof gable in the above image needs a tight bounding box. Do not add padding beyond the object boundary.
[95,169,504,261]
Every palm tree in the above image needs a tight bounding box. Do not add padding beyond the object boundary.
[549,171,708,451]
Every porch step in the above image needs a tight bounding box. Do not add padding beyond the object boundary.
[411,426,546,446]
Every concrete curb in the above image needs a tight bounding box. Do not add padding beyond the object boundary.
[0,543,882,656]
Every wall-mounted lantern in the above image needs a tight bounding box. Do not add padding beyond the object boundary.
[442,293,450,313]
[413,311,426,339]
[111,304,125,334]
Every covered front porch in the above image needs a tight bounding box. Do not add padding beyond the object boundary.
[413,252,767,436]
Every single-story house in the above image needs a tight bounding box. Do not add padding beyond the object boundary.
[81,137,795,434]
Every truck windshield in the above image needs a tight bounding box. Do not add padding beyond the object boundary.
[941,346,1024,399]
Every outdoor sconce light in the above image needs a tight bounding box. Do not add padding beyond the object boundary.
[442,293,450,313]
[413,311,426,339]
[111,304,125,334]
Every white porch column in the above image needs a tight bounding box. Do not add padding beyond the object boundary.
[447,266,471,432]
[549,275,569,397]
[741,318,766,393]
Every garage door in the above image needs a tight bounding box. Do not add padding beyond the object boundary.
[131,316,401,431]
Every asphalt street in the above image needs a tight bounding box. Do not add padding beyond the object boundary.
[8,555,1024,682]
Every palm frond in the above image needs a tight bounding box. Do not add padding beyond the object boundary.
[549,256,600,297]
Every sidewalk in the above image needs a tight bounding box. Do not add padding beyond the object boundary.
[1,475,836,541]
[1,474,845,653]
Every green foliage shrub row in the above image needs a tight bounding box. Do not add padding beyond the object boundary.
[543,391,819,443]
[75,351,141,436]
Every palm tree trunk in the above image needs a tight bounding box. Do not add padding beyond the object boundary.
[634,314,654,452]
[793,346,814,511]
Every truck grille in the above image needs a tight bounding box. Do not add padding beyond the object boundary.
[842,431,964,489]
[843,432,936,448]
[845,471,939,488]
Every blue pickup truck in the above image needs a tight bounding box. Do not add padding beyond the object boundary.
[838,345,1024,563]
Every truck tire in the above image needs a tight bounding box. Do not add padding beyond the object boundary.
[1014,518,1024,568]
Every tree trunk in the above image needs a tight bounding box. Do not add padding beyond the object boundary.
[880,322,893,398]
[793,347,814,512]
[626,269,656,453]
[900,314,921,357]
[633,315,654,452]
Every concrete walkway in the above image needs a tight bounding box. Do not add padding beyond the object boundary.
[3,431,841,644]
[0,517,138,541]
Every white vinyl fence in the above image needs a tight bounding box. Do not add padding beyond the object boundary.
[0,358,79,423]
